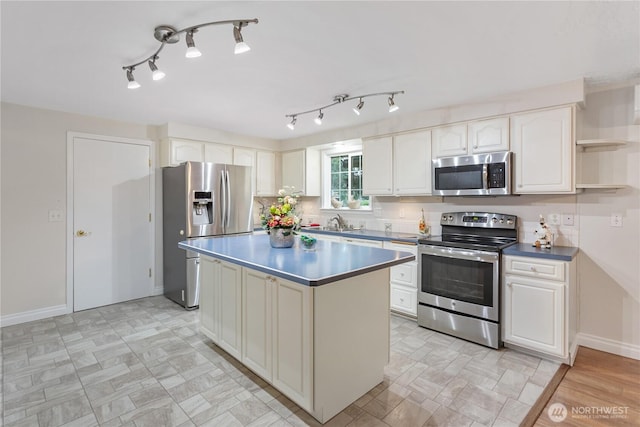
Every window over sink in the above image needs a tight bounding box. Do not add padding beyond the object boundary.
[321,144,371,211]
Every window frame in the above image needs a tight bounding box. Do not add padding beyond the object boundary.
[321,146,372,211]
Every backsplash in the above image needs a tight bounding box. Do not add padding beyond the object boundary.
[293,194,580,247]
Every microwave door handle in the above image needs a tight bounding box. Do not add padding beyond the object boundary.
[482,164,489,190]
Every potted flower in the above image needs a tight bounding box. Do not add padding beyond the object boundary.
[260,187,301,248]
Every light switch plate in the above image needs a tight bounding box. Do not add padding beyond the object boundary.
[562,214,574,226]
[48,209,64,222]
[611,213,623,227]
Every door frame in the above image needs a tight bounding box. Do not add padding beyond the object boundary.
[66,132,156,313]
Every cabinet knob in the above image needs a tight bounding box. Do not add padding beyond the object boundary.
[530,266,536,272]
[507,282,512,287]
[473,145,478,149]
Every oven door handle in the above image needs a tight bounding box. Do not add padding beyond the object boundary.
[419,245,499,263]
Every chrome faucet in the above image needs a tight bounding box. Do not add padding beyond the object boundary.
[331,214,347,229]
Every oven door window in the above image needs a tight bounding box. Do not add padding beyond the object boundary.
[421,253,494,306]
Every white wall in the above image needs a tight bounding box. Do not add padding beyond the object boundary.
[286,83,640,358]
[0,103,153,319]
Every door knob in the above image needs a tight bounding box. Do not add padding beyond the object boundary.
[76,230,88,237]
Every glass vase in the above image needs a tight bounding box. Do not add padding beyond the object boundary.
[269,228,295,248]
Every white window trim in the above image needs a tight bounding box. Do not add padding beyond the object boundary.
[321,146,372,212]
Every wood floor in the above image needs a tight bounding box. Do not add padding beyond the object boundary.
[526,346,640,426]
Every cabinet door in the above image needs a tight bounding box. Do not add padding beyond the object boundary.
[272,278,313,411]
[256,151,276,196]
[281,150,306,194]
[218,261,242,360]
[511,107,574,193]
[362,136,393,195]
[170,140,205,165]
[393,130,432,195]
[233,147,256,195]
[432,123,468,158]
[199,257,219,342]
[242,269,273,381]
[503,274,565,357]
[204,143,233,164]
[468,117,509,154]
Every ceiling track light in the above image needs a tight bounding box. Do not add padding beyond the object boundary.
[285,91,404,129]
[122,18,258,88]
[148,57,165,81]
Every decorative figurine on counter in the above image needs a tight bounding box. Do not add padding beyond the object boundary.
[419,208,429,235]
[533,215,553,249]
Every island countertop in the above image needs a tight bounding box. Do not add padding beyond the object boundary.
[179,233,415,286]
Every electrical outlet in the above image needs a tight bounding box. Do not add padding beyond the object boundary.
[548,213,560,225]
[48,209,64,222]
[562,214,574,226]
[611,213,623,227]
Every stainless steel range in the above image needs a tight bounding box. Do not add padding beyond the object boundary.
[417,212,518,348]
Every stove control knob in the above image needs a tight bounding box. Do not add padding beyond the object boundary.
[448,215,454,221]
[442,215,448,222]
[507,219,514,225]
[500,218,505,224]
[492,217,498,223]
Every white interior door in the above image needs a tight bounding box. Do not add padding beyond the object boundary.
[72,136,152,311]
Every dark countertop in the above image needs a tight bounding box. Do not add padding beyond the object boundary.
[179,234,415,286]
[503,243,579,261]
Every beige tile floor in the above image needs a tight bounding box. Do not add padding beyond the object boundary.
[1,296,559,426]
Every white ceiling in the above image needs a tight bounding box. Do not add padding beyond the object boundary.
[1,1,639,141]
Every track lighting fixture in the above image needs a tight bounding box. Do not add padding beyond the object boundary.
[285,91,404,129]
[126,68,140,89]
[122,18,258,88]
[388,94,399,112]
[353,98,364,115]
[185,30,201,58]
[148,57,165,81]
[233,23,251,54]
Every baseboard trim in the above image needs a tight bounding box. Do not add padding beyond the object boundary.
[151,286,164,296]
[1,304,70,327]
[577,332,640,361]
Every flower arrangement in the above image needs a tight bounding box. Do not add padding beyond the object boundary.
[260,187,301,234]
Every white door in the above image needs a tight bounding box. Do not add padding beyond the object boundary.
[72,136,152,311]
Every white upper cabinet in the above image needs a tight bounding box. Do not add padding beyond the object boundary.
[256,151,277,196]
[233,147,257,195]
[393,130,432,195]
[162,139,205,166]
[511,106,574,193]
[432,123,468,158]
[204,143,233,164]
[433,118,509,158]
[362,136,393,195]
[281,149,320,196]
[467,117,510,154]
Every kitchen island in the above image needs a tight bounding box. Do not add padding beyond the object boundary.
[179,234,414,423]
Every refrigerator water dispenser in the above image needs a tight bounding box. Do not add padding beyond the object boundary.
[192,191,213,226]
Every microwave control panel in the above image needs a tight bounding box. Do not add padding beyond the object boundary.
[487,163,506,188]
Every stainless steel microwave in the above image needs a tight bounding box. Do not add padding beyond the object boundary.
[432,151,512,196]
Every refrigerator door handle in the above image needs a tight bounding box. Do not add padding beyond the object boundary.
[225,170,231,228]
[220,169,227,231]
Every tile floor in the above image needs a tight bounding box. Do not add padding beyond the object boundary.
[1,296,559,427]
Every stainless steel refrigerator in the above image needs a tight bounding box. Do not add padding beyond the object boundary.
[162,161,253,309]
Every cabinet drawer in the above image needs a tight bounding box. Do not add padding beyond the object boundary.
[390,284,417,316]
[390,262,417,287]
[383,241,417,256]
[504,256,565,281]
[341,237,383,248]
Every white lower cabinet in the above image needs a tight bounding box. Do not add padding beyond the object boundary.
[383,241,418,317]
[200,258,390,423]
[502,255,577,363]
